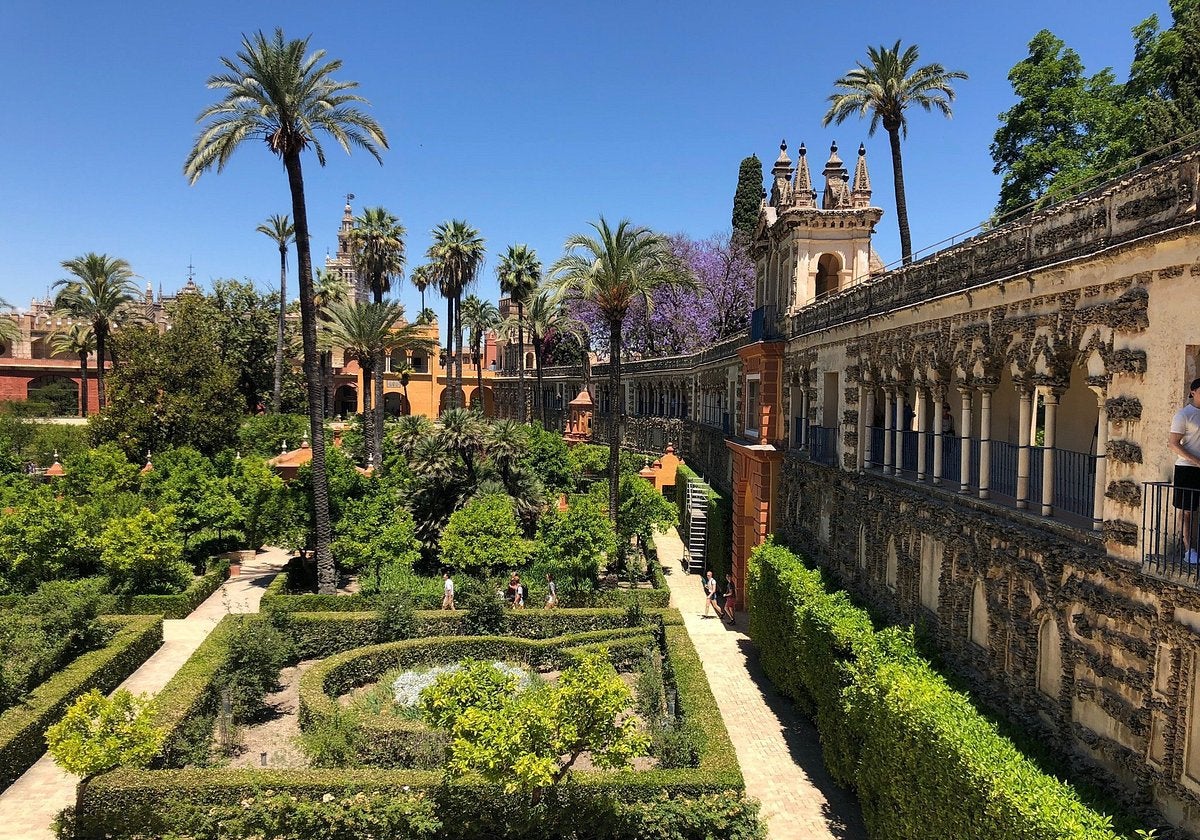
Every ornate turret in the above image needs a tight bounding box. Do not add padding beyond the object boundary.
[791,143,815,209]
[851,143,872,209]
[821,142,851,209]
[327,194,363,303]
[769,140,794,208]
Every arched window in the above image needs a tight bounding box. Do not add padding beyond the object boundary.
[411,351,427,372]
[815,253,842,298]
[389,348,404,372]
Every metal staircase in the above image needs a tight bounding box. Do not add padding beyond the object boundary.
[683,478,708,574]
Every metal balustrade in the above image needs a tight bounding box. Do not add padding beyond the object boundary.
[1142,481,1200,581]
[809,425,838,465]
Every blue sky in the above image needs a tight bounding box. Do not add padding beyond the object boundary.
[0,0,1171,331]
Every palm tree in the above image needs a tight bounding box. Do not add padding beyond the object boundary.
[49,323,96,418]
[459,294,499,413]
[185,28,387,594]
[53,253,138,411]
[348,206,407,454]
[549,218,685,521]
[257,214,295,413]
[410,263,435,313]
[522,289,586,430]
[321,301,432,469]
[427,221,485,412]
[496,245,540,423]
[0,298,18,343]
[314,268,346,419]
[823,40,967,266]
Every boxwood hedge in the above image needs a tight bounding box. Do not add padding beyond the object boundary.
[0,614,162,790]
[748,539,1129,840]
[74,608,747,838]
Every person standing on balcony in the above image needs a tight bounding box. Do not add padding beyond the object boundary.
[1170,378,1200,564]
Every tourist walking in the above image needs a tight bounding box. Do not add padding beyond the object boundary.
[545,573,558,609]
[722,572,737,624]
[703,570,718,617]
[442,573,455,610]
[1170,377,1200,564]
[513,574,525,609]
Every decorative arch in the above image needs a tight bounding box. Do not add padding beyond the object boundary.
[815,253,842,298]
[1036,614,1063,698]
[333,384,358,418]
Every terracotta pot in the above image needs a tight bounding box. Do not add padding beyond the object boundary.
[228,563,241,578]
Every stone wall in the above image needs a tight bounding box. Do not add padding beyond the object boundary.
[776,454,1200,833]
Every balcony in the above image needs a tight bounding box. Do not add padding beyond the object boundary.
[1142,481,1200,582]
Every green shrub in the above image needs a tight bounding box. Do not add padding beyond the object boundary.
[748,540,1127,840]
[531,496,615,591]
[99,508,190,596]
[237,414,308,458]
[214,618,293,722]
[46,688,162,779]
[462,595,507,636]
[377,596,418,642]
[440,494,530,575]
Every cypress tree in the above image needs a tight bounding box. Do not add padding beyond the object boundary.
[731,155,763,238]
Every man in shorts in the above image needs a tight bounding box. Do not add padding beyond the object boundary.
[703,570,719,617]
[442,573,455,610]
[1170,378,1200,564]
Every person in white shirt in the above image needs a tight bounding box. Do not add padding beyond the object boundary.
[703,570,718,617]
[442,573,455,610]
[1169,378,1200,564]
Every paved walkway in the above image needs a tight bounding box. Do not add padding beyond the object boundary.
[654,527,866,840]
[0,549,287,840]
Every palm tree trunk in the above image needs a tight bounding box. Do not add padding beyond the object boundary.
[323,350,334,419]
[534,337,546,430]
[274,246,287,413]
[78,351,89,418]
[475,346,484,414]
[516,304,526,423]
[95,327,107,411]
[608,319,622,524]
[361,360,375,467]
[283,150,335,595]
[887,126,913,266]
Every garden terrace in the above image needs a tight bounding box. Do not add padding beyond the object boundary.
[73,608,745,839]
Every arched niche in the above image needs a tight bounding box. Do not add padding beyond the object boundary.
[1037,615,1062,698]
[858,524,867,571]
[969,579,988,648]
[886,536,898,591]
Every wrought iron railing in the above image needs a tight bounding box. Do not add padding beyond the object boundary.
[1142,481,1200,581]
[750,304,782,342]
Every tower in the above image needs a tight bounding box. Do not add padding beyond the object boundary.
[325,195,363,303]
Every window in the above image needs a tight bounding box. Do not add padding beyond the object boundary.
[411,352,427,372]
[745,376,760,438]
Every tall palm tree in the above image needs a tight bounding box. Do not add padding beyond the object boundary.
[257,214,295,413]
[427,221,485,412]
[549,218,685,520]
[348,206,407,453]
[522,289,586,430]
[459,294,499,413]
[823,40,967,265]
[314,268,346,418]
[53,253,138,411]
[49,323,96,418]
[185,28,387,594]
[410,262,435,313]
[321,301,433,469]
[496,245,541,423]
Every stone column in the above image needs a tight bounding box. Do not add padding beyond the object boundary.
[863,386,876,469]
[1091,389,1108,531]
[1016,385,1032,510]
[916,386,928,481]
[978,388,993,500]
[932,387,945,486]
[893,386,906,475]
[959,386,973,494]
[858,383,869,473]
[883,388,895,475]
[1041,389,1061,517]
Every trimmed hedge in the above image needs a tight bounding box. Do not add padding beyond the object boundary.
[674,465,731,580]
[0,558,230,620]
[263,570,669,613]
[0,614,162,790]
[748,540,1127,840]
[75,607,747,838]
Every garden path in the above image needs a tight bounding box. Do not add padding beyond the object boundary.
[654,527,867,840]
[0,548,288,840]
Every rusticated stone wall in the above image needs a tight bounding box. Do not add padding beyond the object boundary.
[776,454,1200,834]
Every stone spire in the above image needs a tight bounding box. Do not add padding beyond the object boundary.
[851,143,872,208]
[769,140,794,208]
[791,143,815,209]
[821,142,851,210]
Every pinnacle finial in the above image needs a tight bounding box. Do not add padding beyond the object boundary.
[859,143,866,156]
[798,143,807,156]
[780,139,787,151]
[831,141,838,154]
